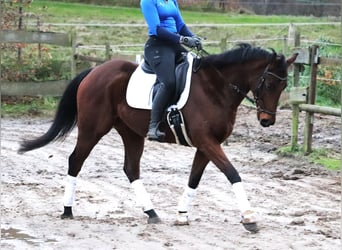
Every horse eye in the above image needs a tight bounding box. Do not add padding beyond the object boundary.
[266,82,273,90]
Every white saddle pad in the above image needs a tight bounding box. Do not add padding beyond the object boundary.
[126,52,195,110]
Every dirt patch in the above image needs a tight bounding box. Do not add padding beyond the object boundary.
[1,105,341,249]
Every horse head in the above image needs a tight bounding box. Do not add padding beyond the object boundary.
[253,52,298,127]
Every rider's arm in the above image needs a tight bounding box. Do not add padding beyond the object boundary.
[172,0,194,37]
[141,0,183,43]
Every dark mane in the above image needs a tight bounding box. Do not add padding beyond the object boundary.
[201,43,275,69]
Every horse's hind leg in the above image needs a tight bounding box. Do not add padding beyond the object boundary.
[61,130,106,219]
[119,127,161,224]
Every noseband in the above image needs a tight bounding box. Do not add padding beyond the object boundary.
[253,64,287,115]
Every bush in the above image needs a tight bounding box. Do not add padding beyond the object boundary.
[1,44,71,82]
[316,69,341,106]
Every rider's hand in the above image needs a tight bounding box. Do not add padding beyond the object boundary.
[192,35,203,50]
[180,36,202,50]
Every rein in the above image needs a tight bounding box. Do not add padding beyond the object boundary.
[197,49,287,115]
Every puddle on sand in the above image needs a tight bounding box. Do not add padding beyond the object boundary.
[1,227,57,246]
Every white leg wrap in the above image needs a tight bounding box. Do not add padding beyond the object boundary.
[177,186,197,212]
[131,179,154,212]
[232,182,252,213]
[63,175,77,207]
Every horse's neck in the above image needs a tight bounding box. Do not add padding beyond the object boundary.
[198,60,266,113]
[225,60,268,104]
[220,68,251,106]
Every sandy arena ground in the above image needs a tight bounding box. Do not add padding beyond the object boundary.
[1,105,341,250]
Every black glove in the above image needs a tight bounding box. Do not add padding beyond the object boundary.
[180,36,203,50]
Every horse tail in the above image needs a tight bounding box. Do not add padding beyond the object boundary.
[18,68,92,154]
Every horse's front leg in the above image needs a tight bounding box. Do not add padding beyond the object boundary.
[181,144,258,232]
[120,130,161,224]
[205,144,258,232]
[176,149,208,225]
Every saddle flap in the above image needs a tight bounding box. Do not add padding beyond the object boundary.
[173,55,190,104]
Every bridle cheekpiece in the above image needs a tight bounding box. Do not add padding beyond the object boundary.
[253,64,287,115]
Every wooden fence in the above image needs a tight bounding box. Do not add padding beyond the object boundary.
[1,30,341,155]
[0,30,76,96]
[289,32,341,154]
[1,80,69,97]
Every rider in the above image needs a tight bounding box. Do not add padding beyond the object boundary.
[140,0,202,141]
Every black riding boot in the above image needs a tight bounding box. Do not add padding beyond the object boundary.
[147,84,171,141]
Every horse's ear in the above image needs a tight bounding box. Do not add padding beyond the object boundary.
[286,53,299,66]
[268,48,277,63]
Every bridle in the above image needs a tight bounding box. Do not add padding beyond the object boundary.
[252,64,288,115]
[198,49,287,116]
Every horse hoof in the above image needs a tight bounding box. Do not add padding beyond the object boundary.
[174,220,189,226]
[148,216,162,224]
[60,213,74,219]
[174,212,190,226]
[242,222,259,233]
[241,210,258,233]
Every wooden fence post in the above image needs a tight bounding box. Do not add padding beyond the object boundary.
[17,0,23,62]
[291,31,301,150]
[105,43,111,61]
[282,35,288,55]
[303,45,319,154]
[70,30,77,79]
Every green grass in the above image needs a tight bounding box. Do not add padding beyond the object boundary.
[29,1,332,24]
[308,148,341,171]
[29,2,143,23]
[314,157,341,170]
[1,96,59,117]
[277,146,341,171]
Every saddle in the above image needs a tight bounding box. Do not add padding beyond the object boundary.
[126,52,197,147]
[126,52,196,110]
[141,52,190,105]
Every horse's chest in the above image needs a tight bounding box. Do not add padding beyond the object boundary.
[223,124,234,139]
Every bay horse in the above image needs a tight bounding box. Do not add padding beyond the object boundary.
[18,44,297,232]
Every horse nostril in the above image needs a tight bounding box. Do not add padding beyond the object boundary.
[260,119,273,127]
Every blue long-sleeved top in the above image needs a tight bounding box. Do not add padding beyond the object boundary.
[140,0,193,43]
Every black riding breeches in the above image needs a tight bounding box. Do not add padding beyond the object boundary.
[144,36,187,93]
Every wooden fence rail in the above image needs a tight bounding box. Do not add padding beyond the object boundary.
[0,30,72,46]
[0,30,77,78]
[299,104,340,117]
[1,80,68,96]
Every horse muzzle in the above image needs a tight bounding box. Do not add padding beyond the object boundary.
[258,112,275,127]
